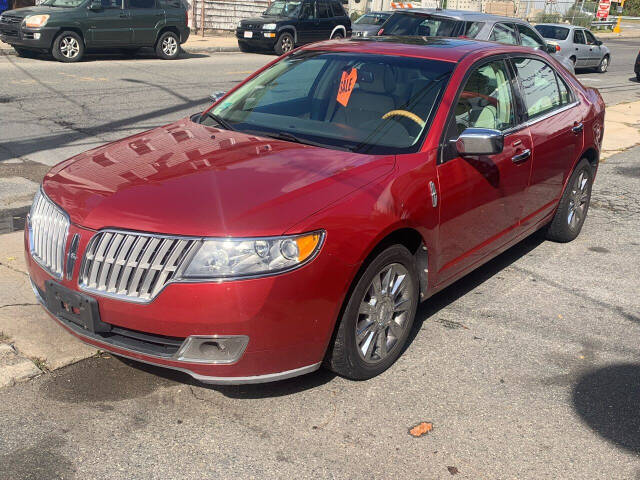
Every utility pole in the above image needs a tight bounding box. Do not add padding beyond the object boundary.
[613,0,624,32]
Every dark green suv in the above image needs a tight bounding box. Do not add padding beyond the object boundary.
[0,0,189,62]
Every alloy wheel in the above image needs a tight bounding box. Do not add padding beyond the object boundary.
[599,56,608,72]
[60,36,79,59]
[567,170,589,230]
[162,36,178,56]
[281,36,293,52]
[355,263,413,364]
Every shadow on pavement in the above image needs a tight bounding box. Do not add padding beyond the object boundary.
[117,356,336,399]
[572,363,640,454]
[408,229,547,345]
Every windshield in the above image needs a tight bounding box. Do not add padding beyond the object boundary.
[205,51,454,155]
[354,13,391,26]
[264,1,301,17]
[534,25,569,41]
[41,0,86,6]
[380,13,461,37]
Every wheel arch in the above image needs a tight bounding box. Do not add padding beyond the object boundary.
[330,25,346,38]
[156,25,181,45]
[53,27,84,46]
[277,26,297,43]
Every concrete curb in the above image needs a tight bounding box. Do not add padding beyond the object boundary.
[0,44,241,56]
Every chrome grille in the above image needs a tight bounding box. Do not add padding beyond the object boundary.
[0,15,22,25]
[80,231,197,302]
[29,189,70,279]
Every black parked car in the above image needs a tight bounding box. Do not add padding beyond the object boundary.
[236,0,351,55]
[635,48,640,81]
[0,0,189,62]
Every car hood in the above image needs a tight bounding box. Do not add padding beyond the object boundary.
[2,5,70,17]
[42,120,395,237]
[241,15,288,25]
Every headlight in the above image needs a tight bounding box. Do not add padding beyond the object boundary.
[180,231,324,279]
[24,14,50,28]
[262,23,277,30]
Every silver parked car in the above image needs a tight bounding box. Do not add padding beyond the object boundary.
[352,11,392,38]
[378,9,576,74]
[535,23,610,72]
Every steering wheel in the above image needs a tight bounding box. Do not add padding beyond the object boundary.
[381,110,425,128]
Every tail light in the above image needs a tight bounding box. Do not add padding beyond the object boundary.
[555,44,561,52]
[377,28,384,35]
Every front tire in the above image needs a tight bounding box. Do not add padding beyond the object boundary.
[597,55,609,73]
[545,159,593,242]
[326,245,419,380]
[274,32,294,55]
[52,31,84,63]
[156,31,181,60]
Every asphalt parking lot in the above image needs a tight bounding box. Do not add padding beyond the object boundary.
[0,39,639,479]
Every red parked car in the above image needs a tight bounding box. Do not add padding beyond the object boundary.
[26,37,605,384]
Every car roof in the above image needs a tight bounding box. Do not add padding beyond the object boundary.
[303,36,537,63]
[390,8,531,23]
[535,23,576,29]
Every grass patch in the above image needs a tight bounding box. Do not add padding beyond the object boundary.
[30,356,49,372]
[0,331,10,343]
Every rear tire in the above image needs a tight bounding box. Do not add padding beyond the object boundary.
[331,31,344,40]
[325,245,419,380]
[274,32,294,55]
[156,31,181,60]
[52,31,84,63]
[545,159,593,243]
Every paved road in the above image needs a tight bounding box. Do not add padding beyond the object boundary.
[0,40,639,479]
[578,37,640,105]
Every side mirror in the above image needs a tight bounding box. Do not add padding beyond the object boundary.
[209,91,226,103]
[88,0,102,10]
[596,39,603,46]
[455,128,504,156]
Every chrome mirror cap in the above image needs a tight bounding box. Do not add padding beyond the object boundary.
[456,128,504,157]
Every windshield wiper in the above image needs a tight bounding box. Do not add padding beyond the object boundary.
[251,130,352,152]
[201,111,235,131]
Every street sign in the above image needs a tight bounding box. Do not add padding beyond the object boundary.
[596,0,611,19]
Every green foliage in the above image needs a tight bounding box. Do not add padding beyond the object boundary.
[621,0,640,16]
[535,11,563,23]
[564,5,594,27]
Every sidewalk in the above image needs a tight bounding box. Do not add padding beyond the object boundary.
[0,32,241,56]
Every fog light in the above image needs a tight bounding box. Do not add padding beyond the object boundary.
[175,335,248,364]
[33,33,41,39]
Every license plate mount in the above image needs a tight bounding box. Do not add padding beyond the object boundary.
[45,280,110,333]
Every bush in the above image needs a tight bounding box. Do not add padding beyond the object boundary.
[534,12,563,23]
[564,5,594,27]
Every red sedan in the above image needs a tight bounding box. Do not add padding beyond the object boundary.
[26,37,605,384]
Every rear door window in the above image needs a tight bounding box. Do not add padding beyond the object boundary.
[330,1,346,17]
[317,2,330,18]
[490,23,518,45]
[513,57,562,119]
[128,0,155,7]
[462,21,483,38]
[516,24,545,48]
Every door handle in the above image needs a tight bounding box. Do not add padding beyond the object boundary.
[572,122,584,134]
[511,149,531,164]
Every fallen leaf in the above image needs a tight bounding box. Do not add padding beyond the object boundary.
[409,422,433,437]
[447,466,459,475]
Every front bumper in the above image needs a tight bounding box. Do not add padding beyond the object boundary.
[236,28,277,48]
[25,222,352,384]
[0,24,56,50]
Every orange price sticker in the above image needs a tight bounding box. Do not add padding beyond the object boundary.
[336,67,358,107]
